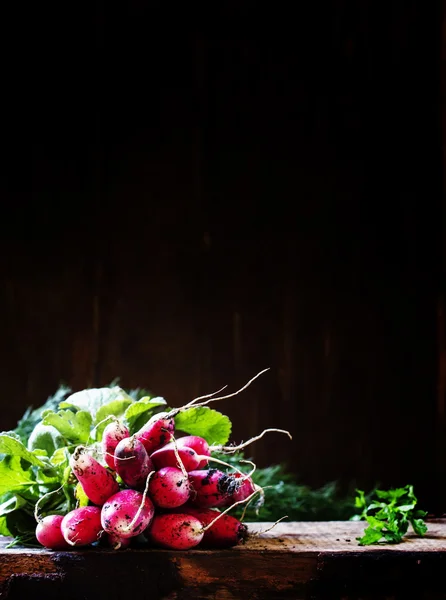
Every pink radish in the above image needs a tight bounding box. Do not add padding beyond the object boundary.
[35,515,70,550]
[101,489,155,539]
[147,513,204,550]
[180,506,248,548]
[176,435,210,468]
[149,467,190,508]
[70,447,119,506]
[134,413,175,454]
[150,444,200,472]
[114,436,153,489]
[222,473,256,505]
[106,532,131,550]
[188,469,240,508]
[102,421,130,469]
[61,506,103,547]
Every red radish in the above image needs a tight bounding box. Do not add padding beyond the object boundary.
[176,435,210,468]
[134,413,175,454]
[114,436,153,489]
[70,447,119,506]
[188,469,240,508]
[149,467,190,508]
[106,532,131,550]
[179,507,248,548]
[223,473,256,505]
[61,506,103,547]
[101,489,155,539]
[102,421,130,469]
[150,444,200,472]
[147,513,204,550]
[35,515,70,550]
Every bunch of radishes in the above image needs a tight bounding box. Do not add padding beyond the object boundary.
[35,411,262,551]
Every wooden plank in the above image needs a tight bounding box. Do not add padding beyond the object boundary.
[1,521,446,600]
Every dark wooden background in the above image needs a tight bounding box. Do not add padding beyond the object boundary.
[1,2,445,510]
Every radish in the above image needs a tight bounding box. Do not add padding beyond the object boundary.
[70,446,119,506]
[188,469,240,508]
[147,513,204,550]
[61,506,103,547]
[150,444,200,472]
[134,412,175,454]
[181,507,248,548]
[101,489,155,539]
[176,435,210,468]
[102,420,130,469]
[106,532,131,550]
[149,467,191,508]
[114,436,153,489]
[35,515,70,550]
[222,473,256,505]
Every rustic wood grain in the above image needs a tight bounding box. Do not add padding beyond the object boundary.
[1,521,446,600]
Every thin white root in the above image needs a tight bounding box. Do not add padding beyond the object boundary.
[252,516,289,536]
[182,385,228,409]
[231,483,267,522]
[169,434,188,478]
[211,428,292,454]
[239,495,256,522]
[202,488,264,532]
[34,485,65,523]
[66,533,79,547]
[204,455,247,477]
[123,471,155,534]
[188,368,270,411]
[239,459,257,481]
[167,369,270,418]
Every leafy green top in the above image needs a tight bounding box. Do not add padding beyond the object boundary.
[0,384,232,545]
[353,485,428,545]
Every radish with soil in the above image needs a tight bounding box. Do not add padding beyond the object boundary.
[148,466,191,508]
[114,436,154,489]
[179,506,248,548]
[134,413,175,454]
[70,447,120,506]
[101,488,155,539]
[102,420,130,469]
[61,506,103,547]
[188,469,241,508]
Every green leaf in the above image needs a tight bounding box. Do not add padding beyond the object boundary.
[0,456,35,496]
[375,487,407,501]
[411,518,428,536]
[354,489,366,509]
[174,407,232,445]
[42,410,92,444]
[395,503,415,513]
[365,515,385,531]
[0,434,48,468]
[357,526,384,545]
[96,399,133,425]
[0,516,11,537]
[354,485,427,547]
[27,423,65,457]
[50,448,69,470]
[75,483,89,507]
[0,495,28,517]
[60,386,133,419]
[124,397,167,433]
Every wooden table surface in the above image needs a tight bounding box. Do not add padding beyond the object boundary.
[1,520,446,599]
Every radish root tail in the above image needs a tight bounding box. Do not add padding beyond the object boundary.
[211,428,292,454]
[123,470,155,533]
